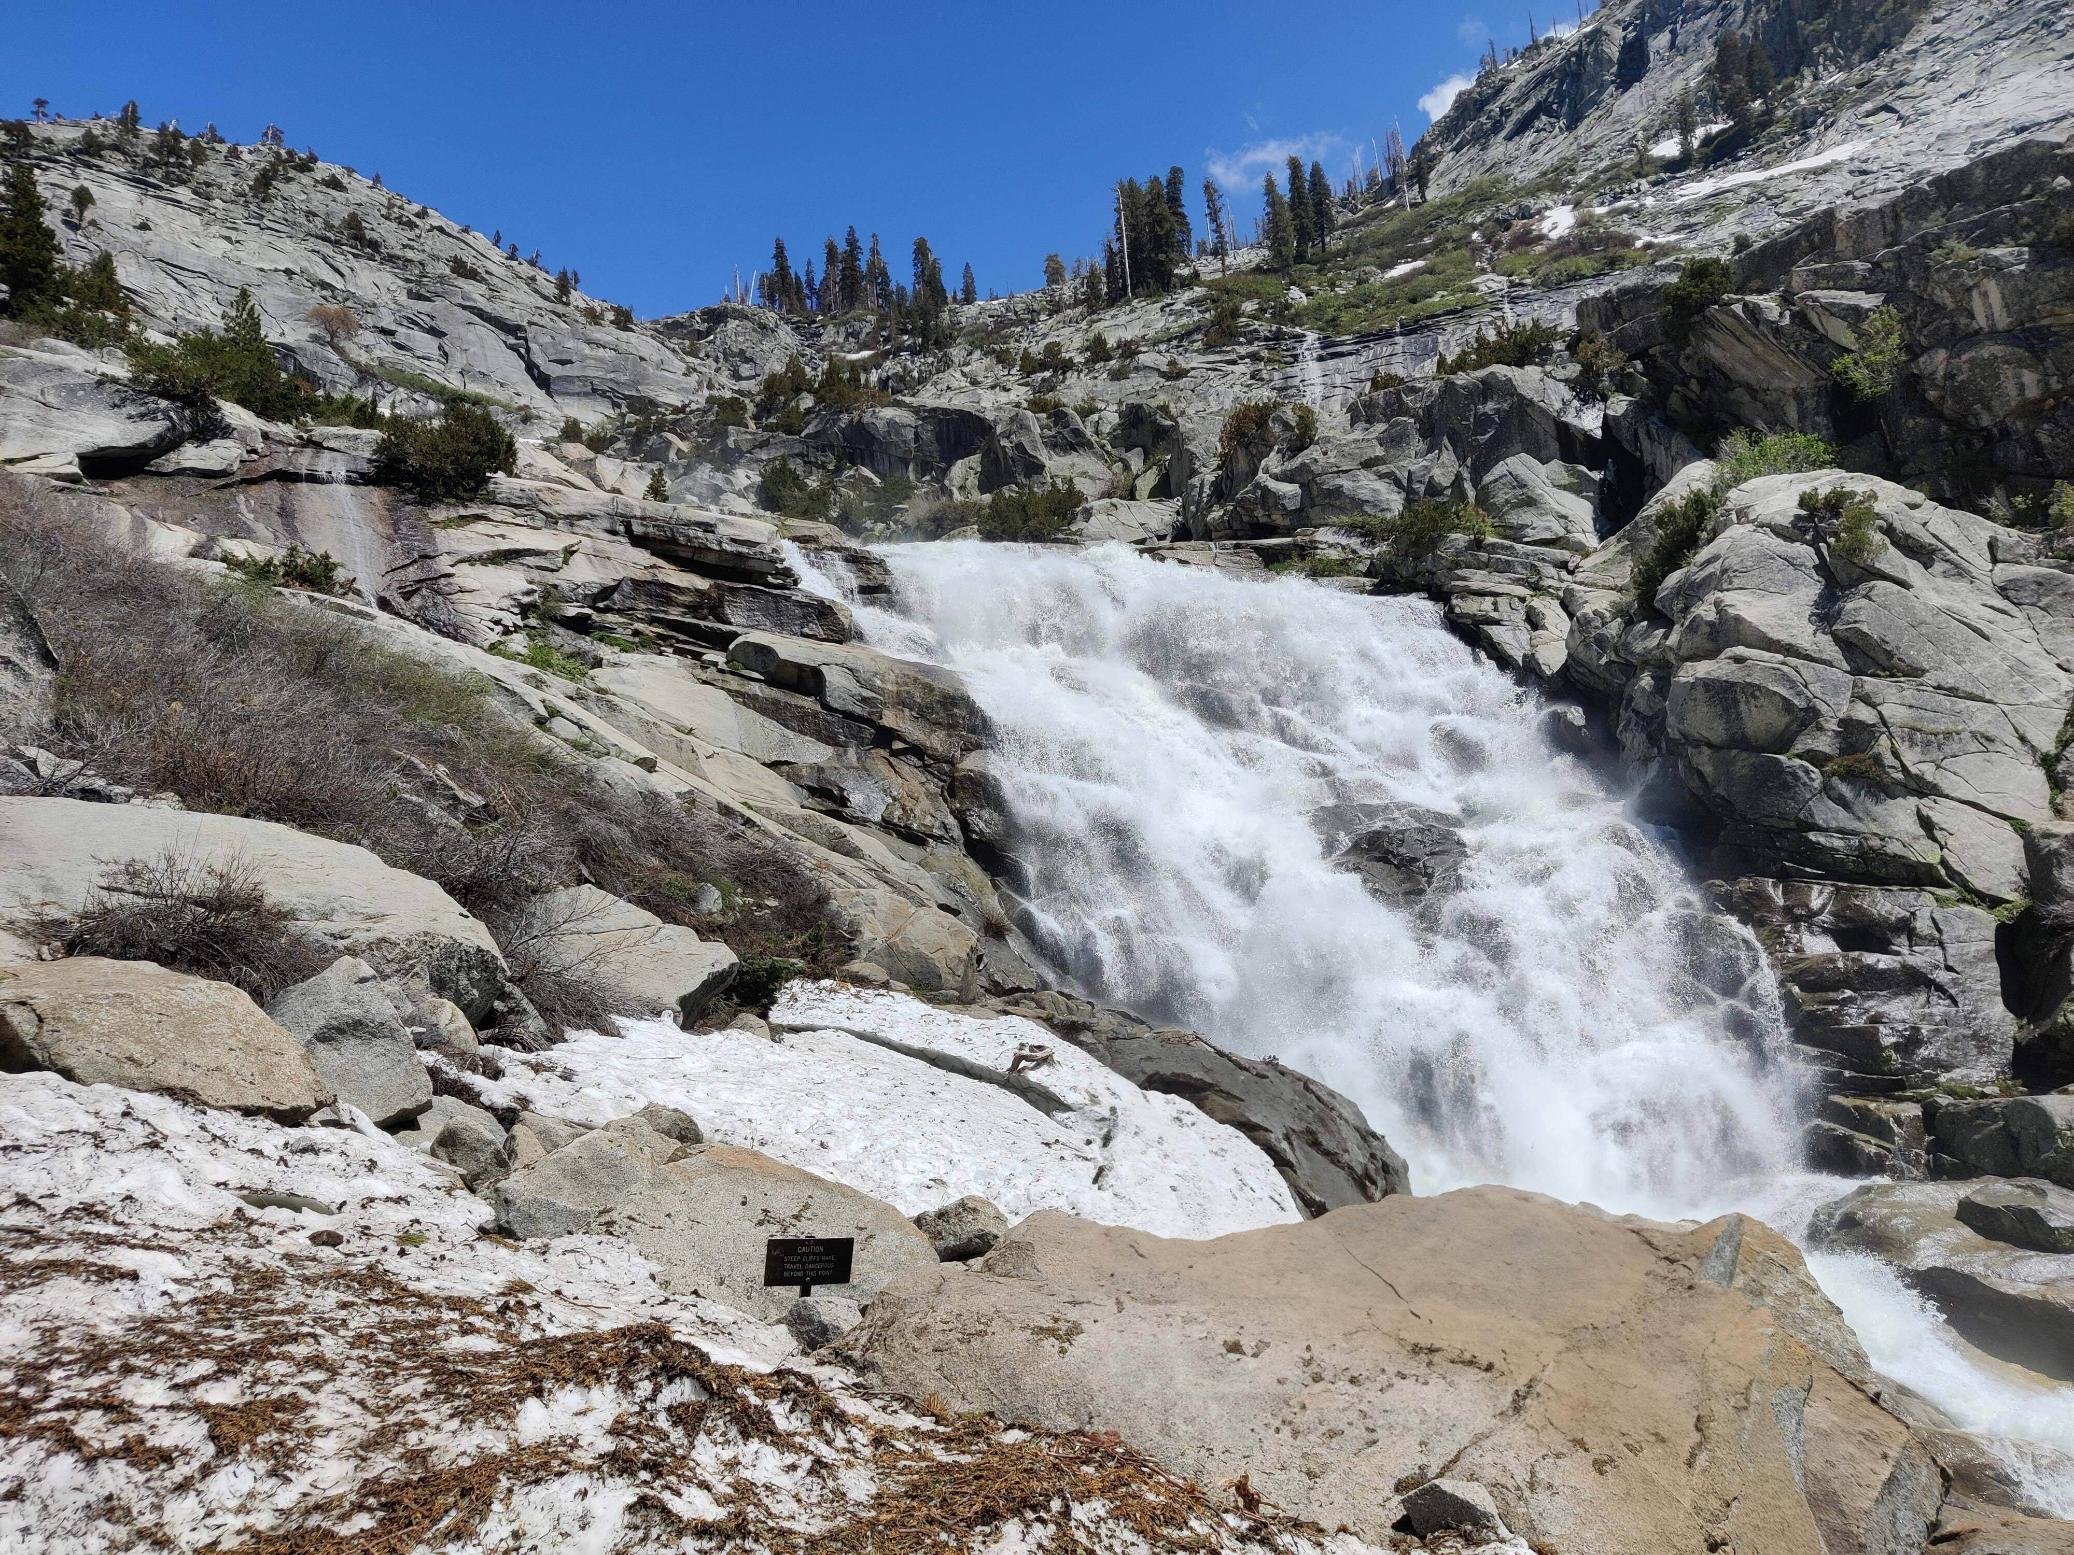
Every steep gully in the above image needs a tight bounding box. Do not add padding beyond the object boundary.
[796,539,2074,1511]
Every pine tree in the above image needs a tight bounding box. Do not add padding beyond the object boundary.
[0,161,62,314]
[554,268,572,303]
[1715,31,1753,127]
[820,237,839,311]
[68,184,93,224]
[1201,178,1228,273]
[1043,253,1067,290]
[839,226,864,312]
[765,236,795,311]
[645,467,669,501]
[1746,41,1777,103]
[1262,174,1295,273]
[1409,139,1435,201]
[959,262,976,305]
[1164,165,1192,256]
[116,100,141,140]
[1285,156,1313,261]
[864,233,890,309]
[31,99,48,123]
[1307,161,1334,245]
[1675,87,1699,161]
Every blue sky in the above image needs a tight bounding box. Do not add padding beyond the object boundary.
[4,1,1580,317]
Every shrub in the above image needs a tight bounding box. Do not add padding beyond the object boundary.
[223,542,351,595]
[1631,487,1722,610]
[0,482,843,993]
[755,354,810,420]
[1662,257,1735,344]
[125,286,316,421]
[1345,500,1493,557]
[41,850,326,1003]
[1219,401,1282,463]
[1083,332,1112,364]
[1714,429,1835,488]
[372,402,516,501]
[1831,306,1906,400]
[976,479,1081,542]
[706,394,748,431]
[1365,369,1407,393]
[1571,330,1627,396]
[1435,319,1561,375]
[727,955,805,1014]
[1799,485,1886,566]
[756,456,834,521]
[2054,481,2074,530]
[557,416,584,443]
[1290,404,1318,451]
[1203,294,1243,348]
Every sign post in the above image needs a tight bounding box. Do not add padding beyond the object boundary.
[763,1236,855,1299]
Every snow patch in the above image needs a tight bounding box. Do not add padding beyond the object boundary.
[1383,259,1426,280]
[1674,140,1866,202]
[1536,204,1577,239]
[466,982,1302,1238]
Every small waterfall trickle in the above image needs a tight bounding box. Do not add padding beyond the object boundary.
[1294,329,1327,409]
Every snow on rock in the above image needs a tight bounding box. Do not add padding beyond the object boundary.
[1674,139,1868,202]
[463,982,1303,1238]
[1648,121,1732,158]
[1383,259,1427,280]
[0,1073,1378,1554]
[1535,204,1577,239]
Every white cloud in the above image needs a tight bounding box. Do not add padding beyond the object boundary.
[1205,133,1346,191]
[1457,16,1488,44]
[1418,72,1476,121]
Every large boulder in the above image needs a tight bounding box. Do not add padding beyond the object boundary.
[1930,1095,2074,1189]
[1809,1180,2074,1381]
[491,1106,937,1321]
[264,956,433,1128]
[0,957,330,1120]
[516,885,736,1023]
[0,346,192,481]
[839,1188,1938,1553]
[0,797,515,1027]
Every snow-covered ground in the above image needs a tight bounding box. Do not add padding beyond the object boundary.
[1673,139,1867,202]
[0,1072,1378,1555]
[1648,121,1732,158]
[464,982,1303,1238]
[1383,258,1427,280]
[1535,204,1576,239]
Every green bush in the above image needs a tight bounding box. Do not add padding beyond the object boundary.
[1571,330,1627,397]
[706,394,748,431]
[2054,481,2074,530]
[1435,319,1561,375]
[125,286,315,421]
[1291,404,1318,451]
[1714,429,1836,488]
[976,479,1082,542]
[1203,294,1243,348]
[371,402,517,501]
[1799,486,1886,566]
[1218,401,1282,463]
[1365,369,1406,393]
[1831,306,1906,400]
[1662,257,1735,345]
[223,542,351,595]
[1631,487,1722,610]
[1345,500,1493,557]
[756,456,834,521]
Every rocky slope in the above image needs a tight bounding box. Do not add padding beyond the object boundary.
[2,11,2074,1545]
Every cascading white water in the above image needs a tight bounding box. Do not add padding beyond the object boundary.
[794,536,2074,1503]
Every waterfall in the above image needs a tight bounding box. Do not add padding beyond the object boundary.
[1295,330,1327,409]
[842,539,1801,1216]
[797,537,2074,1503]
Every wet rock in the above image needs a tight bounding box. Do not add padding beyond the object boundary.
[1809,1180,2074,1381]
[1932,1095,2074,1187]
[1807,1094,1929,1178]
[1308,800,1468,906]
[982,985,1411,1214]
[1957,1179,2074,1255]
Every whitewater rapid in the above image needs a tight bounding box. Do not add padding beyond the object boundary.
[795,538,2074,1506]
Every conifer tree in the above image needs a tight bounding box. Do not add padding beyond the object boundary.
[116,100,141,140]
[864,233,890,309]
[802,259,819,312]
[764,236,796,311]
[1043,253,1066,290]
[1285,156,1313,260]
[1307,161,1334,244]
[0,161,61,314]
[1201,178,1229,273]
[1163,165,1193,255]
[1675,88,1699,160]
[645,467,669,501]
[820,237,840,310]
[959,262,976,304]
[1263,175,1295,273]
[1409,138,1435,201]
[838,226,864,312]
[1715,31,1752,127]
